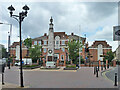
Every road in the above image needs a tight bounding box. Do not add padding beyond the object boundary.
[2,66,117,88]
[105,65,120,88]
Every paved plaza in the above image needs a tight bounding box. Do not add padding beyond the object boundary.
[1,66,118,88]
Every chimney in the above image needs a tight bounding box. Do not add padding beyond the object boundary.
[44,33,47,36]
[71,33,74,36]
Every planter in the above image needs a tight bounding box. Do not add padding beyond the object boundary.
[22,65,40,69]
[64,68,77,70]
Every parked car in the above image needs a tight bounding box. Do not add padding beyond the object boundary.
[15,62,20,66]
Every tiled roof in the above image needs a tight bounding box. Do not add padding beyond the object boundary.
[32,32,85,41]
[89,41,112,48]
[10,42,26,48]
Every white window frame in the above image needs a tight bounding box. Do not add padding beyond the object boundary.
[43,48,47,53]
[38,41,41,45]
[34,41,37,45]
[62,48,65,52]
[44,40,47,45]
[61,40,65,45]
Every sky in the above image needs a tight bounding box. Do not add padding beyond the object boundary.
[0,0,119,52]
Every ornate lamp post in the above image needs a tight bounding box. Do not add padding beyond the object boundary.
[8,5,30,87]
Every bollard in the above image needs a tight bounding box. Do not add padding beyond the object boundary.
[104,64,106,70]
[94,67,96,75]
[95,66,97,72]
[101,65,103,71]
[107,64,109,69]
[96,67,98,78]
[114,73,117,86]
[2,73,4,85]
[2,64,5,85]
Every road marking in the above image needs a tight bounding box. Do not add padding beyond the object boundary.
[102,68,115,83]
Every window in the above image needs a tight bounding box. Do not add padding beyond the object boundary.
[38,41,41,45]
[34,41,37,45]
[43,48,47,53]
[56,41,59,44]
[62,48,65,52]
[61,40,65,45]
[61,55,64,61]
[55,36,60,49]
[44,41,47,45]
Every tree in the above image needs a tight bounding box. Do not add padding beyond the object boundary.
[24,38,32,48]
[104,51,114,63]
[29,45,42,63]
[67,39,83,64]
[24,38,32,58]
[2,47,7,58]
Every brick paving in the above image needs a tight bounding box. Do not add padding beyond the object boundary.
[2,66,118,88]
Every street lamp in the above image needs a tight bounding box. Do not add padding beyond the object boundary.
[0,22,12,69]
[8,5,30,87]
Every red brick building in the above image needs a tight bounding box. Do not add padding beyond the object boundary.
[32,17,86,64]
[10,17,86,65]
[88,41,112,62]
[9,17,112,66]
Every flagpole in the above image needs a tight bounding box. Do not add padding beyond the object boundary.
[79,25,81,69]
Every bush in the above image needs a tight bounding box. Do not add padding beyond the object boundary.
[66,65,76,68]
[23,65,39,68]
[66,61,71,64]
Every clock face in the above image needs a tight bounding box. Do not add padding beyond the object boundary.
[48,50,52,54]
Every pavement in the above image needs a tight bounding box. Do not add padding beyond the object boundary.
[101,65,120,89]
[1,66,118,88]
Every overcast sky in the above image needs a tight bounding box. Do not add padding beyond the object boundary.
[0,1,119,51]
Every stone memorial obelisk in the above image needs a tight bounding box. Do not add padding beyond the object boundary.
[47,17,54,61]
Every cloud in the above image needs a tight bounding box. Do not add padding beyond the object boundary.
[0,2,118,51]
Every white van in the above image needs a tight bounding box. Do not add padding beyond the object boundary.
[46,61,56,68]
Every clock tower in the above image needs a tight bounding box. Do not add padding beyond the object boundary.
[47,17,54,61]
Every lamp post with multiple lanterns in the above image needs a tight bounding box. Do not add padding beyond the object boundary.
[7,5,30,87]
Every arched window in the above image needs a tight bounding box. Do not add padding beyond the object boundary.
[98,44,103,61]
[55,36,60,49]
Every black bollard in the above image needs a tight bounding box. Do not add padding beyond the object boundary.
[114,73,117,86]
[101,65,103,71]
[2,73,4,85]
[96,66,97,72]
[104,64,106,70]
[2,63,5,85]
[94,67,96,75]
[107,64,109,69]
[96,67,98,78]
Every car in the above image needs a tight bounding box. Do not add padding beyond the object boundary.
[15,62,20,66]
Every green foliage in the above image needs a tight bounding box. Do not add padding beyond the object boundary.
[29,45,42,63]
[24,38,32,48]
[66,61,71,64]
[66,65,76,68]
[104,51,114,63]
[23,64,39,67]
[67,39,83,64]
[2,47,7,58]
